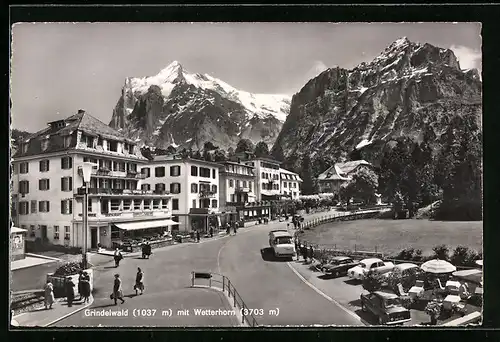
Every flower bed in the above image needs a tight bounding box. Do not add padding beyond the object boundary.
[47,262,93,298]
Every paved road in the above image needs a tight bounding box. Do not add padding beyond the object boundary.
[54,209,363,327]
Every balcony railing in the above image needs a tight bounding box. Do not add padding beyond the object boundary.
[225,202,246,207]
[78,210,171,219]
[77,188,170,196]
[91,168,146,179]
[199,190,217,198]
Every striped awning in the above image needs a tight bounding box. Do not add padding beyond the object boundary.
[114,219,179,231]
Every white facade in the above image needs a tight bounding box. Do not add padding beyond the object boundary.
[140,156,221,232]
[279,168,302,200]
[219,161,256,205]
[245,158,281,201]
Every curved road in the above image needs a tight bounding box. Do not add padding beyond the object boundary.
[55,214,361,327]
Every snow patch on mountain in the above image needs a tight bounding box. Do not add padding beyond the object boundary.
[125,61,291,122]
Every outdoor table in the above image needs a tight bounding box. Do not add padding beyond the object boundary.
[446,280,461,294]
[408,286,425,299]
[443,294,461,311]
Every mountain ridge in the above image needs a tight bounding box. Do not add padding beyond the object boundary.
[109,61,291,150]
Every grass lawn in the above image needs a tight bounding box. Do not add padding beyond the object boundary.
[300,219,483,256]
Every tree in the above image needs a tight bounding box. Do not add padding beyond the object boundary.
[192,150,203,160]
[300,154,316,195]
[203,141,218,151]
[254,141,270,158]
[166,145,177,154]
[431,244,450,261]
[272,142,286,162]
[227,147,235,158]
[348,167,379,204]
[213,149,227,162]
[362,271,385,292]
[235,139,255,154]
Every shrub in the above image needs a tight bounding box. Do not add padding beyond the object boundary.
[431,244,450,261]
[362,270,385,292]
[425,301,442,324]
[54,261,85,277]
[395,248,415,261]
[451,245,470,267]
[413,249,423,262]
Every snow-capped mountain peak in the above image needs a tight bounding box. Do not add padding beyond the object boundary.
[125,61,291,122]
[110,61,292,150]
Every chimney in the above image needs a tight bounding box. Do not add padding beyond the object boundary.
[78,109,85,114]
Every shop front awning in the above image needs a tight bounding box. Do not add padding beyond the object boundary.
[114,219,179,231]
[11,227,28,234]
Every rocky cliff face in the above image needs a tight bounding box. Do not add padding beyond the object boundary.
[271,37,482,172]
[109,61,291,150]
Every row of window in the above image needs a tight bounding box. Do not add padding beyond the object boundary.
[140,183,219,194]
[261,172,280,180]
[18,177,73,193]
[283,182,297,189]
[21,224,71,240]
[80,134,134,154]
[85,157,138,172]
[192,199,218,209]
[262,183,280,190]
[141,165,217,179]
[18,200,54,214]
[16,157,73,174]
[228,179,253,191]
[101,198,170,211]
[224,164,254,176]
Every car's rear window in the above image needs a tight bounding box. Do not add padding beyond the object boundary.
[276,237,292,245]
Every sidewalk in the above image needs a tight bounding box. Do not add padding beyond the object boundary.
[13,295,94,327]
[11,256,58,271]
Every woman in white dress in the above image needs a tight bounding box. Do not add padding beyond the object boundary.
[44,281,55,309]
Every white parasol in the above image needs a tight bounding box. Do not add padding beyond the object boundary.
[475,259,483,267]
[452,269,483,285]
[420,259,457,274]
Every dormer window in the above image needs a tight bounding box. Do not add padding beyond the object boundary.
[21,142,29,153]
[86,136,93,148]
[63,135,72,148]
[97,137,103,146]
[108,140,118,152]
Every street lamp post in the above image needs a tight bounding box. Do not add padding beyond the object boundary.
[78,162,94,270]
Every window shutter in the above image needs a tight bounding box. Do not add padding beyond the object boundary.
[69,157,73,168]
[61,178,65,191]
[61,200,65,214]
[61,158,64,169]
[69,200,72,214]
[47,179,50,190]
[69,177,72,190]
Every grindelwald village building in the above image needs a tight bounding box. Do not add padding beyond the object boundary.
[139,155,223,233]
[11,110,178,251]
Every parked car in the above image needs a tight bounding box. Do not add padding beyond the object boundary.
[268,230,295,258]
[348,258,395,280]
[360,291,411,325]
[321,256,359,277]
[382,262,422,290]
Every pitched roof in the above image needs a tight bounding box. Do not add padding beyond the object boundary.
[317,160,372,181]
[317,165,350,181]
[336,160,372,175]
[12,110,140,158]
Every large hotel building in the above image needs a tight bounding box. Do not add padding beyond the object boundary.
[11,110,303,250]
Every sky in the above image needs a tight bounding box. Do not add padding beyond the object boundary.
[10,22,482,132]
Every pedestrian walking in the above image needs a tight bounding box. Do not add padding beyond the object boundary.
[44,280,55,310]
[114,248,123,267]
[226,223,231,235]
[77,270,85,300]
[112,274,125,305]
[134,267,145,296]
[196,230,200,243]
[209,226,214,238]
[80,271,91,303]
[233,221,237,235]
[65,277,75,307]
